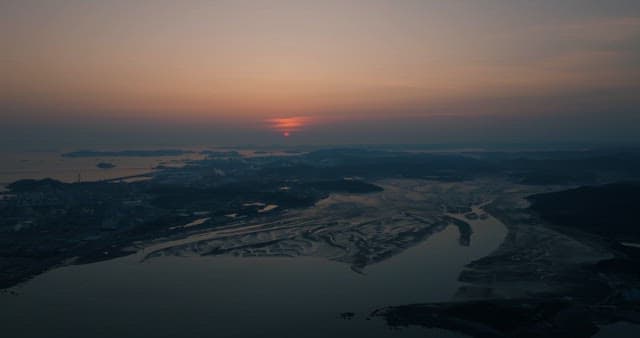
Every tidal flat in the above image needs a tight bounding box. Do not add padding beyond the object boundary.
[1,179,511,338]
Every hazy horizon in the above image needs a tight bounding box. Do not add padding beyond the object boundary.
[3,0,640,149]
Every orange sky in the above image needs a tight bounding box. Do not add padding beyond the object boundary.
[2,1,640,143]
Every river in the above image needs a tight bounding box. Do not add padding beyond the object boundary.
[0,204,508,338]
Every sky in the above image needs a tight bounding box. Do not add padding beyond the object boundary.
[2,0,640,149]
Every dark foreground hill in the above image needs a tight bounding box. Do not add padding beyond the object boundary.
[528,182,640,242]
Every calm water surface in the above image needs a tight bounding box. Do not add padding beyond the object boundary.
[0,150,204,190]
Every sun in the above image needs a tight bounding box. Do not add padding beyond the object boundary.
[267,117,309,136]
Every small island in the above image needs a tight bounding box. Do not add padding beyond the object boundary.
[96,162,116,169]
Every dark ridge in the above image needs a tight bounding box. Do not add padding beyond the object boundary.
[6,178,68,192]
[528,182,640,241]
[372,299,607,338]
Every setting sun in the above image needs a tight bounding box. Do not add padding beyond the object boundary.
[267,117,310,135]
